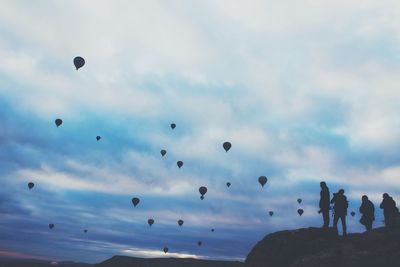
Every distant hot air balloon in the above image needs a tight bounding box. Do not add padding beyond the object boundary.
[163,247,169,254]
[226,182,231,188]
[148,218,154,226]
[177,161,183,168]
[49,224,54,229]
[55,118,63,127]
[96,136,101,141]
[170,123,176,129]
[131,197,140,207]
[197,241,202,246]
[269,211,274,217]
[178,220,184,226]
[160,149,167,157]
[73,56,85,70]
[84,229,88,233]
[28,182,34,190]
[297,209,304,216]
[211,229,215,232]
[258,176,267,187]
[199,186,207,200]
[297,198,302,204]
[223,142,231,152]
[350,211,355,217]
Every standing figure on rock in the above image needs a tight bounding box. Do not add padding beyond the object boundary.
[319,181,330,228]
[331,189,348,236]
[380,193,398,227]
[359,195,375,231]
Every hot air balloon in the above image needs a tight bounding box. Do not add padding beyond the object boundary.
[197,241,202,246]
[223,142,231,152]
[131,197,140,207]
[28,182,34,190]
[55,118,63,127]
[148,218,154,226]
[163,247,169,254]
[49,224,54,229]
[211,229,215,232]
[177,161,183,168]
[73,56,85,70]
[269,211,274,216]
[297,198,302,204]
[160,149,167,157]
[297,209,304,216]
[96,136,101,141]
[350,211,355,217]
[258,176,267,187]
[226,182,231,188]
[199,186,207,200]
[170,123,176,129]
[84,229,88,233]
[178,220,184,226]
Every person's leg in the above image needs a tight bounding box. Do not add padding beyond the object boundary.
[366,220,372,231]
[341,215,347,236]
[333,213,339,233]
[323,209,329,227]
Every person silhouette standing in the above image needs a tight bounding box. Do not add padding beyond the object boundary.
[331,189,348,236]
[359,195,374,231]
[380,193,397,227]
[319,181,330,228]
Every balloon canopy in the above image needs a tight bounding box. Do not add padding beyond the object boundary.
[28,182,34,190]
[297,209,304,216]
[269,211,274,216]
[73,56,85,70]
[258,176,268,187]
[55,118,63,127]
[199,186,207,200]
[131,197,140,207]
[223,141,231,152]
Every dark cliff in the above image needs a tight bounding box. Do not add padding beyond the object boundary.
[245,226,400,267]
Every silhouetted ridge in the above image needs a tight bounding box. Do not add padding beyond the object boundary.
[95,255,244,267]
[246,226,400,267]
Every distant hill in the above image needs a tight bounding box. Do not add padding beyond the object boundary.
[95,256,244,267]
[246,226,400,267]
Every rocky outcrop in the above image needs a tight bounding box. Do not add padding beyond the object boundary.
[245,226,400,267]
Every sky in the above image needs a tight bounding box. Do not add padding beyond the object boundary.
[1,0,400,264]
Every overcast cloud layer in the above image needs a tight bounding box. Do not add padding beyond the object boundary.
[1,0,400,263]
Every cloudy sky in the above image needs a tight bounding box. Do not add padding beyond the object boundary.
[1,0,400,263]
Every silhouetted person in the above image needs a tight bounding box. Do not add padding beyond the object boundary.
[318,181,330,228]
[380,193,397,227]
[359,195,374,231]
[331,189,348,236]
